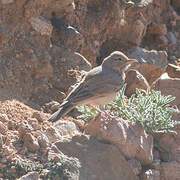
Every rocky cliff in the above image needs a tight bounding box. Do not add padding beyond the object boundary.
[0,0,180,179]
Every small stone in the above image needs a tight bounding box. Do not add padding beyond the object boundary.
[37,132,50,149]
[30,16,53,36]
[0,114,9,122]
[18,171,39,180]
[54,120,80,137]
[0,163,6,169]
[0,121,7,135]
[2,146,14,156]
[128,159,142,175]
[1,0,14,4]
[45,127,62,143]
[18,122,32,139]
[32,111,46,122]
[23,133,40,152]
[148,23,167,36]
[47,151,61,161]
[7,167,16,173]
[166,32,177,45]
[0,134,4,147]
[8,120,17,130]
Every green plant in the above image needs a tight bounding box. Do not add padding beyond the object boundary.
[77,105,98,123]
[78,85,180,135]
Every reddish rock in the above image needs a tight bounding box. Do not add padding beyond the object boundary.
[128,47,168,85]
[55,135,138,180]
[166,63,180,79]
[125,70,149,97]
[18,171,39,180]
[85,116,153,165]
[147,23,167,36]
[23,133,40,152]
[160,161,180,180]
[0,121,7,135]
[45,126,62,143]
[128,159,142,176]
[153,77,180,108]
[30,16,53,36]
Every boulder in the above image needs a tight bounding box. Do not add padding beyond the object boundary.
[23,133,40,152]
[49,45,92,92]
[153,76,180,108]
[147,23,167,36]
[54,135,138,180]
[54,120,81,137]
[128,47,168,85]
[160,161,180,180]
[85,116,153,165]
[30,16,53,36]
[166,64,180,79]
[18,172,39,180]
[125,70,149,97]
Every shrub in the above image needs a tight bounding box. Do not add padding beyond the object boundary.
[77,85,180,135]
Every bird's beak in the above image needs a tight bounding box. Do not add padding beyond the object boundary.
[126,59,140,70]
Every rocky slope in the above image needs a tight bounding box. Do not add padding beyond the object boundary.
[0,0,180,179]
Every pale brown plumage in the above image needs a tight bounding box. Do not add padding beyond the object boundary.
[48,51,139,122]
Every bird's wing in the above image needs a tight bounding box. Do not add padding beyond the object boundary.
[64,67,123,105]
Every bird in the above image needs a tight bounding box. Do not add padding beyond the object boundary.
[48,51,139,122]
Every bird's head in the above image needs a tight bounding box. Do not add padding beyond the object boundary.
[102,51,139,72]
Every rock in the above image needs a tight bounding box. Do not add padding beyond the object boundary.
[30,16,53,36]
[51,18,84,52]
[46,101,61,112]
[160,161,180,180]
[45,126,62,143]
[1,0,14,4]
[8,120,17,130]
[128,47,168,85]
[140,169,160,180]
[32,111,46,122]
[128,19,147,46]
[50,45,92,92]
[125,70,149,97]
[18,171,39,180]
[85,117,153,165]
[47,150,62,162]
[0,114,9,123]
[55,135,138,180]
[128,159,142,175]
[147,23,167,36]
[153,110,180,162]
[37,132,50,149]
[47,146,81,180]
[152,159,161,171]
[18,122,33,140]
[54,120,81,137]
[171,0,180,8]
[166,32,177,45]
[153,77,180,108]
[0,121,7,135]
[166,64,180,79]
[158,35,169,48]
[0,134,4,147]
[23,133,40,152]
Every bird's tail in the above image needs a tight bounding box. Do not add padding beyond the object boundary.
[48,102,74,122]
